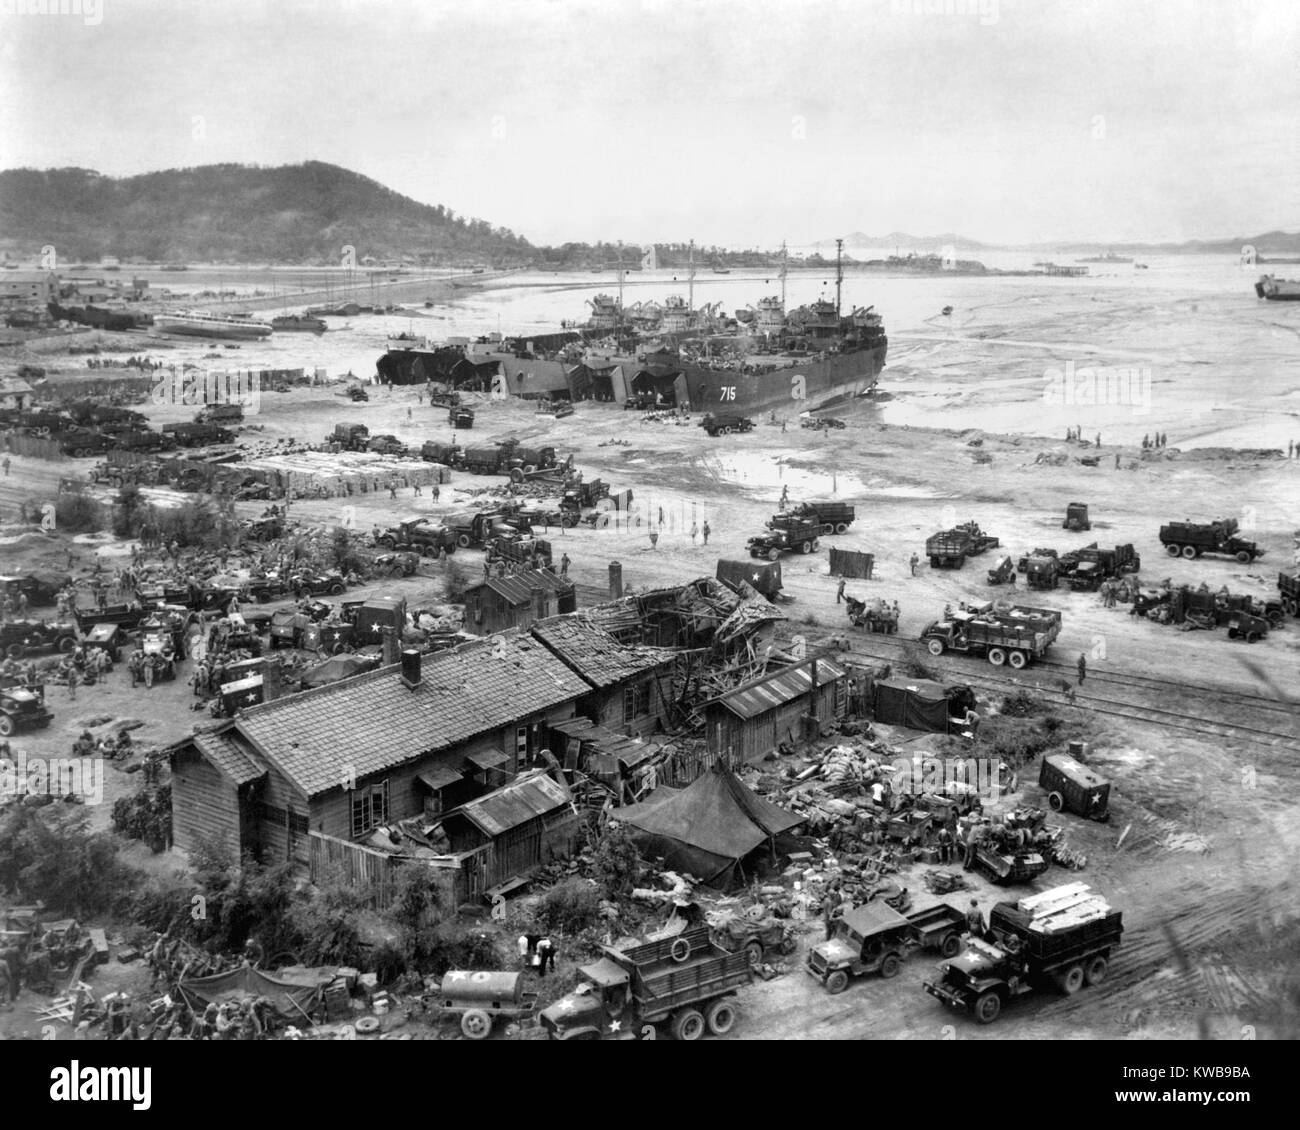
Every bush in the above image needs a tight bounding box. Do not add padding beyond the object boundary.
[590,822,642,899]
[1000,691,1048,718]
[369,939,408,983]
[535,877,603,933]
[111,785,172,851]
[152,498,231,549]
[288,865,368,967]
[0,807,140,918]
[54,490,105,533]
[409,923,506,976]
[387,866,441,935]
[978,715,1060,768]
[443,557,470,602]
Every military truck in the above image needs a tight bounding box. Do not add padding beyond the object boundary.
[195,403,244,426]
[376,518,457,556]
[700,412,755,437]
[986,555,1016,585]
[791,501,856,536]
[925,523,999,569]
[1,619,79,660]
[1279,571,1300,618]
[0,572,70,608]
[449,406,476,429]
[716,558,783,599]
[0,682,52,737]
[540,925,752,1041]
[445,510,532,550]
[1062,502,1091,532]
[367,433,409,456]
[112,429,177,454]
[920,603,1062,669]
[747,517,821,561]
[807,902,967,994]
[1020,553,1060,590]
[420,440,464,467]
[1159,518,1262,563]
[57,428,115,458]
[1039,753,1111,821]
[486,536,553,569]
[161,422,235,447]
[924,884,1124,1024]
[1068,544,1140,591]
[325,423,370,451]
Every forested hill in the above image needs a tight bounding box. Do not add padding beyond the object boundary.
[0,162,534,265]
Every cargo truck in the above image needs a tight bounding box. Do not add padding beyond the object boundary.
[540,925,752,1041]
[925,522,999,569]
[1068,544,1140,591]
[924,883,1123,1024]
[1159,518,1262,563]
[375,518,457,556]
[324,423,370,451]
[1279,570,1300,618]
[747,517,821,560]
[920,603,1062,668]
[790,501,856,536]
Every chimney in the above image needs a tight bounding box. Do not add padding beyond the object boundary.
[381,624,401,667]
[400,648,421,689]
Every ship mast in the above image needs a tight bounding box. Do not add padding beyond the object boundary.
[780,240,788,310]
[688,239,695,313]
[835,238,843,319]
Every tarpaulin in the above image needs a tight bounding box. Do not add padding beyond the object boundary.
[613,763,802,889]
[871,677,955,733]
[177,964,328,1023]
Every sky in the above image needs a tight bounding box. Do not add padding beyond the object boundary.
[1,0,1298,248]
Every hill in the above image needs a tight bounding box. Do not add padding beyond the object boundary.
[0,162,534,265]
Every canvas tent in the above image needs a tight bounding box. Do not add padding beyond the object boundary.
[872,677,962,733]
[612,762,803,888]
[177,964,330,1023]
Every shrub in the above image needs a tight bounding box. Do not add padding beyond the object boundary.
[289,865,368,967]
[369,940,408,983]
[409,923,506,976]
[443,557,470,602]
[0,807,140,918]
[589,822,641,898]
[535,877,603,933]
[1000,691,1048,718]
[111,785,172,851]
[54,490,105,533]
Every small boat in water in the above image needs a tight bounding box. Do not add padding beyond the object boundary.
[1255,274,1300,301]
[271,314,327,334]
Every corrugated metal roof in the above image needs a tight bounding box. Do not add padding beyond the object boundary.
[549,716,665,770]
[469,569,575,606]
[457,771,570,837]
[708,659,847,721]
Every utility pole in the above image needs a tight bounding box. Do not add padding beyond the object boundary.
[780,240,788,311]
[688,239,695,313]
[835,238,843,318]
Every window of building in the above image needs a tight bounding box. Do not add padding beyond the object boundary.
[350,779,390,838]
[516,725,530,766]
[622,681,651,723]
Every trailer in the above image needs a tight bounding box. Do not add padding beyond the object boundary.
[1039,753,1111,821]
[1159,518,1262,563]
[429,970,539,1040]
[716,558,783,599]
[540,925,752,1041]
[791,501,856,536]
[920,603,1061,669]
[924,884,1123,1024]
[926,523,998,569]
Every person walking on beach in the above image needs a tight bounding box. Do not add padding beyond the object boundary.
[1077,652,1087,684]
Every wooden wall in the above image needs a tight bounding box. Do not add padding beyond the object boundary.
[171,746,243,859]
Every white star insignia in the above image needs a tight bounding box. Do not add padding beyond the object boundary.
[556,999,576,1013]
[608,1019,621,1032]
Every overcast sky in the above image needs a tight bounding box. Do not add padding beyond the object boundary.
[2,0,1297,247]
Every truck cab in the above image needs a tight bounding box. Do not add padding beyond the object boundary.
[540,958,642,1041]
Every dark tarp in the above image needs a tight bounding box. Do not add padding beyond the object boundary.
[177,964,328,1023]
[300,653,380,688]
[871,677,954,733]
[613,763,803,889]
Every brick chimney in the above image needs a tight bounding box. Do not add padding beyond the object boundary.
[400,648,421,689]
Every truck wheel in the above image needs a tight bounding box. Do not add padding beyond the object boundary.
[460,1010,492,1040]
[767,548,780,562]
[1235,550,1251,564]
[457,534,472,549]
[255,590,271,604]
[822,524,835,536]
[825,970,850,995]
[987,647,1005,666]
[510,468,524,483]
[671,1009,705,1042]
[1048,791,1065,812]
[835,522,849,535]
[939,932,963,958]
[744,941,763,970]
[1057,963,1085,995]
[0,715,14,738]
[955,555,965,568]
[1227,627,1239,639]
[1286,598,1298,617]
[329,582,345,596]
[930,556,940,569]
[1165,543,1181,557]
[1246,631,1260,643]
[799,541,812,555]
[926,638,945,657]
[1180,545,1197,560]
[721,427,733,436]
[1007,650,1027,669]
[879,953,902,979]
[974,991,1002,1024]
[669,936,693,964]
[1084,955,1109,986]
[705,999,737,1035]
[6,644,24,660]
[812,539,820,551]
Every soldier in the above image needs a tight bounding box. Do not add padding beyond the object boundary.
[559,553,570,577]
[909,552,919,576]
[936,824,954,865]
[1115,452,1121,469]
[965,899,986,940]
[836,577,846,603]
[702,520,710,545]
[1077,652,1087,683]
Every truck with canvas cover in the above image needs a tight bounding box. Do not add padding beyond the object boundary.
[1039,753,1111,821]
[1,619,78,660]
[1022,554,1060,590]
[376,518,457,556]
[449,406,475,429]
[487,536,553,569]
[920,603,1061,669]
[986,555,1016,585]
[807,901,968,993]
[161,422,235,447]
[700,412,755,436]
[0,571,70,608]
[57,428,115,458]
[367,433,408,456]
[924,884,1123,1024]
[926,522,997,569]
[1159,518,1262,563]
[420,440,464,468]
[540,925,752,1041]
[790,501,856,536]
[716,558,783,599]
[748,517,821,561]
[445,510,533,550]
[325,423,370,451]
[112,428,176,454]
[346,598,407,647]
[1062,502,1091,531]
[1068,544,1140,591]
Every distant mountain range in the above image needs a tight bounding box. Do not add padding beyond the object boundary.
[814,229,1300,256]
[0,162,534,265]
